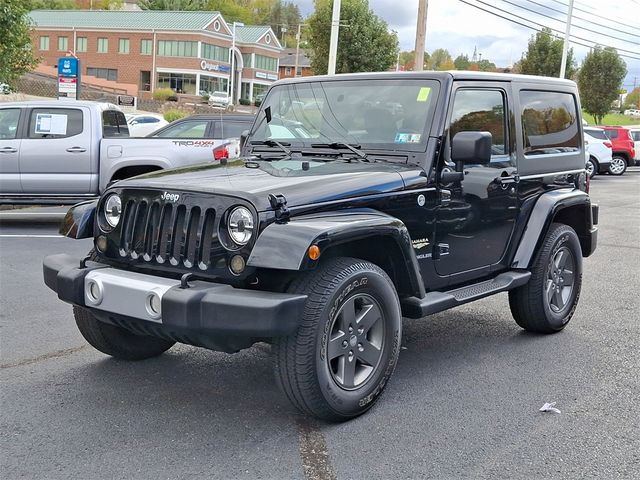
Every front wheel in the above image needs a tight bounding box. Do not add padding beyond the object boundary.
[586,157,598,178]
[608,156,627,175]
[509,223,582,333]
[274,257,402,421]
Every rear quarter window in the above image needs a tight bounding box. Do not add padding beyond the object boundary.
[102,110,130,138]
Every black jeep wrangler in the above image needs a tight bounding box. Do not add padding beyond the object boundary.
[44,72,598,421]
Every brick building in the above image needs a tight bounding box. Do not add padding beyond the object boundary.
[28,10,282,102]
[278,48,313,79]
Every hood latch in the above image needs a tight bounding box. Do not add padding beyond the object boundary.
[269,193,290,224]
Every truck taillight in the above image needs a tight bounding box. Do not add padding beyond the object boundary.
[213,145,229,161]
[603,141,612,148]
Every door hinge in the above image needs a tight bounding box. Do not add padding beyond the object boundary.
[434,243,450,259]
[440,189,451,204]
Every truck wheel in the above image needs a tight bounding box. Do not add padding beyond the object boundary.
[586,157,597,178]
[509,223,582,333]
[274,257,402,421]
[608,156,627,175]
[74,306,175,360]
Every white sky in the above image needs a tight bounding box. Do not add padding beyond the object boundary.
[294,0,640,91]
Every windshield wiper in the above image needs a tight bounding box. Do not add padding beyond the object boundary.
[250,139,292,157]
[310,142,370,162]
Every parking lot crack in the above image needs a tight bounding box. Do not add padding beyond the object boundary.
[296,416,337,480]
[0,345,88,369]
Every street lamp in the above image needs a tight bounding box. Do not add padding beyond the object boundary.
[228,21,244,104]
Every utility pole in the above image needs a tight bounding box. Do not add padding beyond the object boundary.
[294,24,305,78]
[414,0,428,71]
[560,0,574,78]
[327,0,341,75]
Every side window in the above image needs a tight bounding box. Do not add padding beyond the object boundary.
[520,90,579,155]
[215,121,251,139]
[449,89,508,160]
[0,109,21,140]
[605,130,618,140]
[102,110,130,138]
[154,120,209,138]
[28,108,83,139]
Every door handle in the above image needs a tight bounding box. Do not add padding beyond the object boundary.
[496,172,519,185]
[0,147,18,153]
[66,147,87,153]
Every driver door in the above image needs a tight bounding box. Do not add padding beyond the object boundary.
[434,83,519,283]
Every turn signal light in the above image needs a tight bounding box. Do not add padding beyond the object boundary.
[308,245,321,260]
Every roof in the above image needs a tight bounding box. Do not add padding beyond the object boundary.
[28,10,222,31]
[235,25,274,44]
[279,48,311,67]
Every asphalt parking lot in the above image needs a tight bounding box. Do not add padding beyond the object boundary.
[1,169,638,479]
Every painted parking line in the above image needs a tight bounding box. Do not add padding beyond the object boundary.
[0,234,65,238]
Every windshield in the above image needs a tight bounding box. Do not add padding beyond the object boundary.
[250,79,440,151]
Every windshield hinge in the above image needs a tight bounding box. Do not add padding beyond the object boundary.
[268,193,290,224]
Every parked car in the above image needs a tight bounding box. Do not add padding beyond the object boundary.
[583,127,613,177]
[623,108,640,118]
[0,102,255,204]
[254,91,266,106]
[208,91,233,111]
[630,128,640,165]
[125,113,168,137]
[0,83,11,94]
[44,71,597,421]
[600,126,636,175]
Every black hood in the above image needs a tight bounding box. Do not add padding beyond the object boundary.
[115,159,422,211]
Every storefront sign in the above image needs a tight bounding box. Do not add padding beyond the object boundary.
[58,57,78,77]
[200,60,231,73]
[57,56,80,100]
[255,71,278,81]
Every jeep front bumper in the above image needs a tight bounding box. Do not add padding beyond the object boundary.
[43,254,307,338]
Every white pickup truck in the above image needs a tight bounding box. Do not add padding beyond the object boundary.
[0,101,253,204]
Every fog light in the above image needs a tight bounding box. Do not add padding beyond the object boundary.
[96,235,107,253]
[145,291,162,319]
[86,279,103,305]
[229,255,246,274]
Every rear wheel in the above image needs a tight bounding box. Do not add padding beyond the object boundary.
[274,257,402,421]
[74,307,175,360]
[608,156,627,175]
[585,157,598,178]
[509,223,582,333]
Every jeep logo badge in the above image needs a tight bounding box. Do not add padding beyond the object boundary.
[161,192,180,202]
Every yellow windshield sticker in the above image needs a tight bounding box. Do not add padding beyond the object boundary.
[416,87,431,102]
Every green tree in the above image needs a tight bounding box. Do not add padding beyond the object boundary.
[519,27,576,78]
[577,46,627,124]
[477,59,496,72]
[28,0,78,8]
[454,54,470,70]
[139,0,202,10]
[204,0,254,23]
[307,0,399,74]
[0,0,37,88]
[428,48,452,70]
[622,87,640,110]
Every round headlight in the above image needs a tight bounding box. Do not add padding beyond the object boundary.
[227,206,254,246]
[104,194,122,229]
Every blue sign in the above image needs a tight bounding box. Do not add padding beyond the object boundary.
[200,60,231,73]
[58,57,79,77]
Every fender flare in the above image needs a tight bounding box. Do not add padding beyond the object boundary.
[247,209,426,298]
[100,157,172,192]
[511,189,591,269]
[59,199,97,239]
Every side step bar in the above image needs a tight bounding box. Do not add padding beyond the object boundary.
[401,271,531,319]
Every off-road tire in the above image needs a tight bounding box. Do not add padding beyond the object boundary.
[509,223,582,333]
[608,155,627,176]
[274,257,402,422]
[74,306,175,360]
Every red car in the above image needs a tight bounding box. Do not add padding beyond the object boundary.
[600,126,636,175]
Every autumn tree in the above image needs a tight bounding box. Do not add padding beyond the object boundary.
[622,87,640,110]
[428,48,452,70]
[454,54,470,70]
[307,0,399,74]
[578,46,627,124]
[0,0,37,88]
[519,27,576,78]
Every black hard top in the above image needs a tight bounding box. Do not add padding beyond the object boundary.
[176,113,255,121]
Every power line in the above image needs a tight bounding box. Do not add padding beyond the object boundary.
[522,0,640,41]
[457,0,640,61]
[549,0,640,33]
[465,0,640,58]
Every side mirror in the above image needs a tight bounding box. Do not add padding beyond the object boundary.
[240,129,250,151]
[451,131,492,167]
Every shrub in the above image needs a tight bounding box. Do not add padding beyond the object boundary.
[153,88,177,102]
[239,98,251,106]
[163,109,189,123]
[201,94,210,103]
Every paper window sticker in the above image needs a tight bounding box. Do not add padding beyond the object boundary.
[416,87,431,102]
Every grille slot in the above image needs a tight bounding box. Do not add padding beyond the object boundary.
[118,199,217,270]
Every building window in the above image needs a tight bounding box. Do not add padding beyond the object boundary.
[87,67,118,82]
[201,43,229,63]
[255,54,278,72]
[157,40,197,57]
[58,36,68,52]
[285,67,292,76]
[241,82,251,101]
[199,75,228,95]
[76,37,87,53]
[252,83,268,101]
[157,72,197,94]
[140,71,151,91]
[242,53,252,68]
[140,39,153,55]
[97,38,108,53]
[39,36,49,51]
[118,38,130,54]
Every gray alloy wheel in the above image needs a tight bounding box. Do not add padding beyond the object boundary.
[608,156,627,175]
[545,246,576,314]
[326,293,385,390]
[585,157,597,178]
